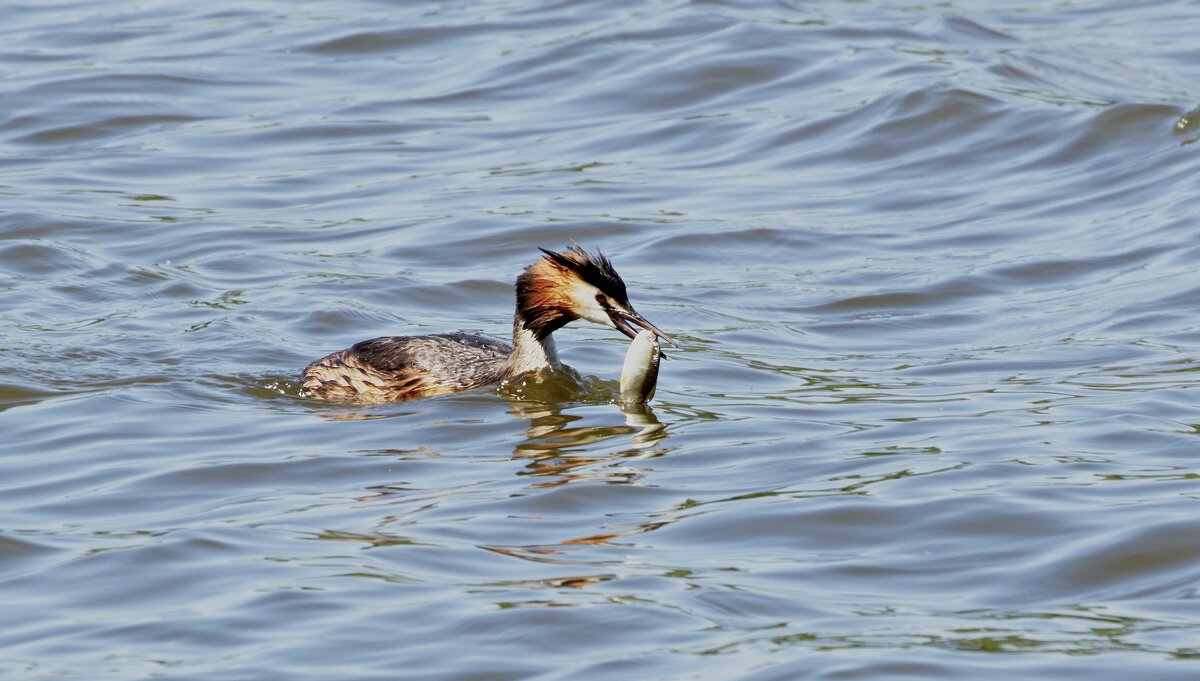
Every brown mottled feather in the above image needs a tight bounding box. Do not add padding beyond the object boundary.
[302,333,512,402]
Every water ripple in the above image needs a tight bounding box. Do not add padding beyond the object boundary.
[2,0,1200,679]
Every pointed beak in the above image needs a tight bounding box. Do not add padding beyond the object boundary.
[607,307,677,347]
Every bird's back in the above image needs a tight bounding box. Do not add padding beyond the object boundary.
[301,333,511,402]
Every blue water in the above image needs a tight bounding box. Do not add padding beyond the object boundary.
[3,1,1200,679]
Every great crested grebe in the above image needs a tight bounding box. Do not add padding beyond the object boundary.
[301,244,673,402]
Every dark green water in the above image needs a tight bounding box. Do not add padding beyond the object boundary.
[3,1,1200,679]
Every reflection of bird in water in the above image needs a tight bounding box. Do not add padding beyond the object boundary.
[508,399,669,486]
[301,245,673,402]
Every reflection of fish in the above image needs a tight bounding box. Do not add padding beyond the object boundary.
[619,330,661,405]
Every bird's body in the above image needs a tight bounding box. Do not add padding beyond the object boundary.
[301,332,515,402]
[301,245,671,402]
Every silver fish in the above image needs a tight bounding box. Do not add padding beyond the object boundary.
[619,329,661,405]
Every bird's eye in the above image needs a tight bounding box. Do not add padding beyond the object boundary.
[595,293,608,307]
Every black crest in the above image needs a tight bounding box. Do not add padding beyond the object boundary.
[538,243,629,305]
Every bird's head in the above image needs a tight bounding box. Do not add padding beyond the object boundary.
[516,244,674,346]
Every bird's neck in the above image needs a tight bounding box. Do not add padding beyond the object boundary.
[503,312,561,377]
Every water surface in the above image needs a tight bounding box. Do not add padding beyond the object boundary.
[3,1,1200,679]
